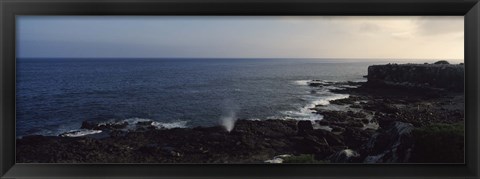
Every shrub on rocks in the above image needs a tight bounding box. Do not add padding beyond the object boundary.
[410,122,464,163]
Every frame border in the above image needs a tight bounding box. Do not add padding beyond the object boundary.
[1,0,479,178]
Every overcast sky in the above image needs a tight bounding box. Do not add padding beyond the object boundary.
[17,16,464,61]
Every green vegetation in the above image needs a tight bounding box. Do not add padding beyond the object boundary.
[410,122,464,163]
[282,154,329,163]
[433,60,450,65]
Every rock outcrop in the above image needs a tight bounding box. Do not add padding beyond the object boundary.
[367,64,464,91]
[363,121,415,163]
[16,119,345,163]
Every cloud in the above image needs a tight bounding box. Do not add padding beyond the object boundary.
[414,16,463,36]
[359,23,381,33]
[17,16,464,60]
[391,31,414,39]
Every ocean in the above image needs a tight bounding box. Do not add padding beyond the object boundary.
[16,58,412,137]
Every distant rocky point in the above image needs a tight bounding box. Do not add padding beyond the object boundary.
[366,62,464,91]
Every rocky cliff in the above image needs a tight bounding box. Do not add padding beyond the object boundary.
[367,64,464,91]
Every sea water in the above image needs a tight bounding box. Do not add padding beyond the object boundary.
[16,58,393,136]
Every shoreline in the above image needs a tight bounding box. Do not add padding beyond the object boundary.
[16,63,465,163]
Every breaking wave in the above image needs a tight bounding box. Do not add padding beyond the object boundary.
[151,121,188,129]
[122,117,188,129]
[60,129,103,137]
[293,80,312,86]
[283,80,351,121]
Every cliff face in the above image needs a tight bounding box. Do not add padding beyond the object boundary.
[367,64,464,91]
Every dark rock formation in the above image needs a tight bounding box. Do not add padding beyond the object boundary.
[297,121,314,134]
[433,60,450,65]
[367,64,464,91]
[308,82,324,87]
[363,121,415,163]
[328,149,361,163]
[17,119,347,163]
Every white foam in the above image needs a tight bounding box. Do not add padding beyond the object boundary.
[60,129,102,137]
[339,85,359,88]
[266,116,292,120]
[316,80,338,83]
[120,117,154,130]
[294,79,335,86]
[123,117,152,124]
[352,79,367,83]
[93,119,132,128]
[264,158,284,164]
[320,94,350,105]
[151,121,188,129]
[303,93,349,111]
[282,110,323,121]
[324,86,344,90]
[264,154,292,164]
[123,118,188,129]
[342,149,360,158]
[311,99,330,106]
[293,80,311,86]
[315,125,333,132]
[282,91,349,121]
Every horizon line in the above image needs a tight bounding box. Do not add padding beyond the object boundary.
[16,57,464,61]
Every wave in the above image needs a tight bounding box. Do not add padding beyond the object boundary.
[123,117,151,125]
[293,80,311,86]
[60,129,103,137]
[264,154,292,163]
[121,117,188,129]
[47,118,188,138]
[29,78,360,137]
[339,85,359,88]
[352,79,367,83]
[283,93,349,120]
[293,79,336,86]
[58,118,188,138]
[283,80,352,121]
[312,93,350,106]
[151,121,188,129]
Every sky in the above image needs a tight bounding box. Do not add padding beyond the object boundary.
[17,16,464,61]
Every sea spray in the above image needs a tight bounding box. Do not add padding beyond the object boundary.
[220,99,239,132]
[221,110,237,132]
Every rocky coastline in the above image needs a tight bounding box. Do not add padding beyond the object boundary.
[16,63,465,163]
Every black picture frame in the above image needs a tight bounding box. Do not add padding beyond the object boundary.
[1,0,479,178]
